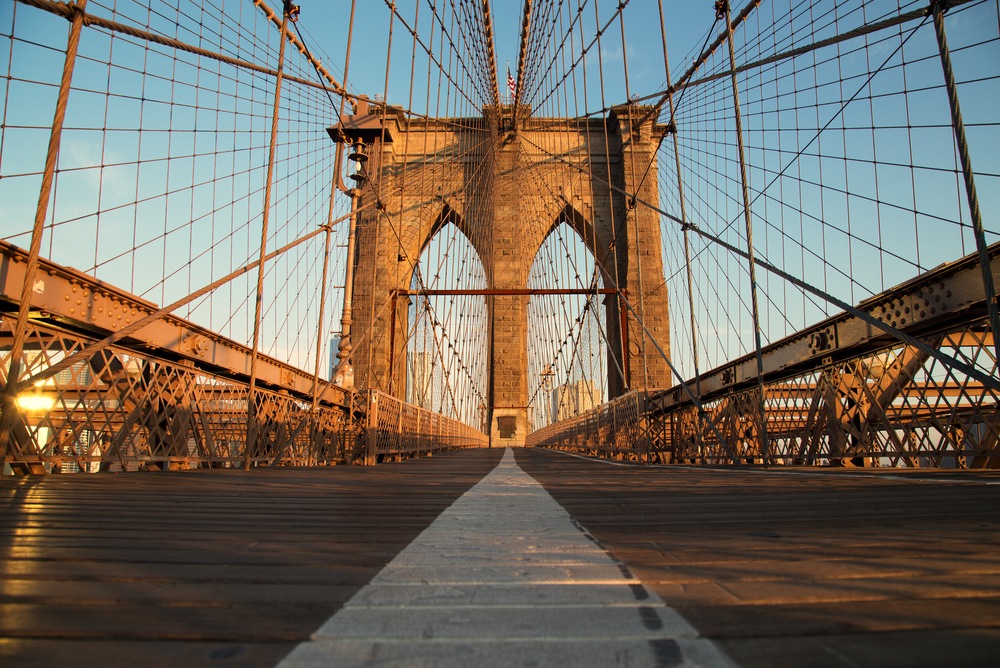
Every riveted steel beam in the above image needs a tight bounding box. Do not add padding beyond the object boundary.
[652,243,1000,411]
[0,240,347,408]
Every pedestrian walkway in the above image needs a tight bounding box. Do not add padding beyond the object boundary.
[277,448,734,667]
[4,446,996,667]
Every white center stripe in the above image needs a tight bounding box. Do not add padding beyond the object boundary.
[276,448,736,667]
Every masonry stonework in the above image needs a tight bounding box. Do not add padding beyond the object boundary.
[349,105,671,445]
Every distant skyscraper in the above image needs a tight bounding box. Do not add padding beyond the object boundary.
[407,351,434,409]
[329,335,341,378]
[550,380,600,423]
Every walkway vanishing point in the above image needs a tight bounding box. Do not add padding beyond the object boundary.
[3,447,999,667]
[3,0,1000,666]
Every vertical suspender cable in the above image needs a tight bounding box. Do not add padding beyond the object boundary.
[931,1,1000,365]
[590,0,629,393]
[333,0,359,387]
[309,225,333,465]
[658,0,705,461]
[245,4,290,470]
[617,8,650,391]
[370,5,397,387]
[722,0,770,466]
[0,0,88,465]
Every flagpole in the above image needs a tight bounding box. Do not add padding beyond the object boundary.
[506,60,513,105]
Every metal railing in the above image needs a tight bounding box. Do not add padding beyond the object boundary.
[531,315,999,468]
[0,317,354,473]
[363,390,489,464]
[528,245,1000,469]
[652,318,1000,468]
[526,391,648,462]
[0,315,489,473]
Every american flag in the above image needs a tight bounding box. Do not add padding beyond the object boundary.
[507,66,516,100]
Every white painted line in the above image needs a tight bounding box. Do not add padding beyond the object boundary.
[275,448,737,668]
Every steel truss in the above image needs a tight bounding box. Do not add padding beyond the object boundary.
[0,317,354,473]
[0,242,485,473]
[537,244,1000,468]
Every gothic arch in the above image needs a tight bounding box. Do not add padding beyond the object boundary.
[529,203,615,290]
[406,203,489,293]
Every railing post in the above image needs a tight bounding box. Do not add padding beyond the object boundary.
[931,2,1000,365]
[0,0,88,467]
[365,390,378,466]
[722,0,770,466]
[396,384,405,458]
[637,391,649,464]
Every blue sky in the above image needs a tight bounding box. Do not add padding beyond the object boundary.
[292,1,713,114]
[1,0,998,393]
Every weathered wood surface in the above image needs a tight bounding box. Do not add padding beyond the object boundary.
[515,448,1000,667]
[0,448,504,667]
[4,445,1000,667]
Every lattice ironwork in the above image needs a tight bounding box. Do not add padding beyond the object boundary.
[526,390,647,462]
[651,317,999,467]
[364,390,488,464]
[536,309,998,469]
[1,316,352,472]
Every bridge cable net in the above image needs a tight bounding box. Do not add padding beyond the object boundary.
[512,0,1000,466]
[0,0,493,471]
[1,0,998,471]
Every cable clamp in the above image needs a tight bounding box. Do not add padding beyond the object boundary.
[927,0,953,16]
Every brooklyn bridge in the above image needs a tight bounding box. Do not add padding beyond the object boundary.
[1,0,999,665]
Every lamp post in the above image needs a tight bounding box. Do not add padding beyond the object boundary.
[541,364,555,426]
[333,140,366,390]
[326,97,392,390]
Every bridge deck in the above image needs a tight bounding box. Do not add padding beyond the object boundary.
[2,447,999,667]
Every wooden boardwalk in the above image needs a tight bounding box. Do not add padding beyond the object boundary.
[516,449,1000,667]
[2,446,999,667]
[0,449,503,667]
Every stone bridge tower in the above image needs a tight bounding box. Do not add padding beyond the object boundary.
[342,104,671,446]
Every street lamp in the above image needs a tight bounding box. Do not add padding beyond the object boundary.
[326,96,394,389]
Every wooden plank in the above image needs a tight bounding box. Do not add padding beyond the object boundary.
[0,638,297,668]
[0,447,504,667]
[515,448,1000,667]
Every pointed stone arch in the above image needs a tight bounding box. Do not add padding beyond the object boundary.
[530,202,616,291]
[348,105,672,441]
[396,209,489,414]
